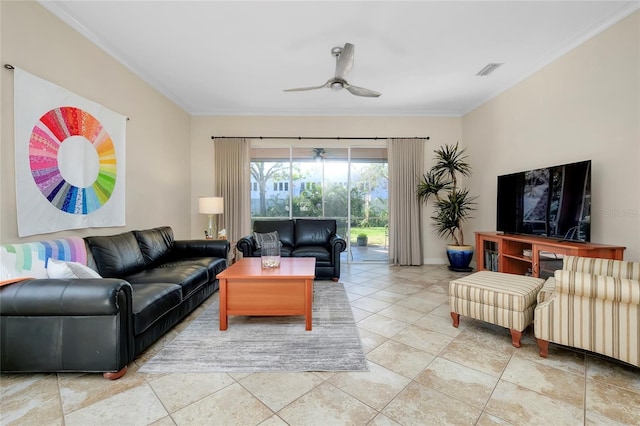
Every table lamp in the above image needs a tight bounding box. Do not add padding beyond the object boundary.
[198,196,224,239]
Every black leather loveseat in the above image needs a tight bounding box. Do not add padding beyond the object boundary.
[236,219,346,281]
[0,226,229,379]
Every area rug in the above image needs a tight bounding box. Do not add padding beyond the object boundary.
[139,281,368,373]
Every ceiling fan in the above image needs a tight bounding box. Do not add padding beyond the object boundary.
[284,43,381,98]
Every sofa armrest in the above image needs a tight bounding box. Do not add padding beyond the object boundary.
[236,236,256,257]
[537,277,556,304]
[329,234,347,253]
[172,239,230,260]
[0,278,132,315]
[533,295,555,342]
[0,278,134,374]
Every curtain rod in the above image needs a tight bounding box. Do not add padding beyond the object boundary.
[211,136,429,140]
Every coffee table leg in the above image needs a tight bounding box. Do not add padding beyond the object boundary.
[220,279,228,331]
[305,278,313,331]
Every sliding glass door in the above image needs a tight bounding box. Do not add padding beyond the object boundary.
[250,144,388,263]
[349,148,388,263]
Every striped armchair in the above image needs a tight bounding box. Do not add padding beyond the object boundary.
[534,256,640,367]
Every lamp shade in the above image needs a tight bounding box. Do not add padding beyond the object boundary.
[198,197,224,214]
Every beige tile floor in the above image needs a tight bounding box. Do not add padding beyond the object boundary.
[2,264,640,425]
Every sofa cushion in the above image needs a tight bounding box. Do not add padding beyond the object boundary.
[134,227,174,267]
[131,283,182,335]
[86,232,146,278]
[124,264,209,299]
[295,219,335,247]
[254,220,295,248]
[160,257,227,282]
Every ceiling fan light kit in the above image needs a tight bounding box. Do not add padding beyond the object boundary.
[284,43,381,98]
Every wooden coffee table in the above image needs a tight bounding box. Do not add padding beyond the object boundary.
[216,257,316,331]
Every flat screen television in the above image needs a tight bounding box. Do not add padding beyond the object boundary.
[496,160,591,242]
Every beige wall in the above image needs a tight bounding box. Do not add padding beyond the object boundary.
[463,11,640,260]
[0,1,192,243]
[190,116,462,263]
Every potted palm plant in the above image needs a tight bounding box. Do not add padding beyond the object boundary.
[417,142,477,271]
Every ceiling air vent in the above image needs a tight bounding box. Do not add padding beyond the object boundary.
[476,63,503,76]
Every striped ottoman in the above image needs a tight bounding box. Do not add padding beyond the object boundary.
[449,271,545,347]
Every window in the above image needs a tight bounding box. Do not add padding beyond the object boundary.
[250,144,388,263]
[272,182,288,192]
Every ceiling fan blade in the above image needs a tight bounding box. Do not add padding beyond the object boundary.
[334,43,354,79]
[283,81,330,92]
[344,83,381,98]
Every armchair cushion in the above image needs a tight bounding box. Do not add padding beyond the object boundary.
[295,219,335,247]
[254,220,295,247]
[292,246,331,263]
[554,270,640,304]
[562,255,640,280]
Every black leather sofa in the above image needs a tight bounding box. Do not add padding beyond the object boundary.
[236,219,346,281]
[0,226,229,379]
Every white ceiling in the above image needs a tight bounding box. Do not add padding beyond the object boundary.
[41,1,639,117]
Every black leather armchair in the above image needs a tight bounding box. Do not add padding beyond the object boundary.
[236,219,346,281]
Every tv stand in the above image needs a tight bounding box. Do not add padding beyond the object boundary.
[476,232,625,278]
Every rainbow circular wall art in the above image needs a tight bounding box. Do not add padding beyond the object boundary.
[29,106,117,214]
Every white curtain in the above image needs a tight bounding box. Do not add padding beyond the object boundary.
[214,138,251,243]
[388,138,426,265]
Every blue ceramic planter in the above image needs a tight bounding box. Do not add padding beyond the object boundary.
[446,245,474,272]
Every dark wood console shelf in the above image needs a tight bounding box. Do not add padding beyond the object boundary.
[476,232,625,278]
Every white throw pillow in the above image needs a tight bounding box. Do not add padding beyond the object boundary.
[47,258,102,279]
